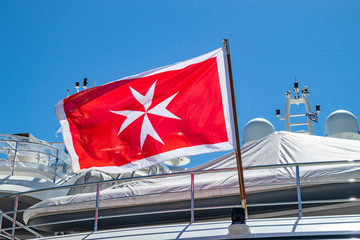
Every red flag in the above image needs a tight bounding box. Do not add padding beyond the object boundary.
[56,47,236,173]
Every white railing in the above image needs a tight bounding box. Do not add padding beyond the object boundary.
[0,133,73,183]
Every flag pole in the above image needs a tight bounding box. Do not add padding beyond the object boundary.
[223,39,247,213]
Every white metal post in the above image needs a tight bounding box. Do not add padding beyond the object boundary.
[0,212,3,231]
[94,183,100,232]
[190,173,195,223]
[53,150,59,183]
[303,95,314,135]
[296,165,303,218]
[11,142,19,176]
[11,195,18,240]
[285,94,291,131]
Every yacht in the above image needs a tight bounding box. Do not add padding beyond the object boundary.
[2,82,360,239]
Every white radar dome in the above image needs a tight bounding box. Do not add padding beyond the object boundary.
[325,110,360,140]
[243,118,275,146]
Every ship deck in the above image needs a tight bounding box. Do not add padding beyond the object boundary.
[30,214,360,239]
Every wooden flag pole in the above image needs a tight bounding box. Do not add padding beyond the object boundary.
[223,39,247,212]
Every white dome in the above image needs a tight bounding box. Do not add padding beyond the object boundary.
[325,110,360,140]
[243,118,275,146]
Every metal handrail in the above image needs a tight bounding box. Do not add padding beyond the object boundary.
[0,141,68,160]
[5,198,359,232]
[1,159,360,239]
[1,207,196,232]
[2,158,360,200]
[0,133,64,146]
[0,138,73,185]
[0,134,71,165]
[0,147,63,162]
[3,176,358,217]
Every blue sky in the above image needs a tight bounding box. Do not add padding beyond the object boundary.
[1,1,359,168]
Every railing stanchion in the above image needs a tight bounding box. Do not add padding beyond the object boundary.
[0,211,3,230]
[11,195,18,240]
[53,150,59,183]
[190,173,195,223]
[296,165,303,218]
[94,183,100,232]
[11,142,19,176]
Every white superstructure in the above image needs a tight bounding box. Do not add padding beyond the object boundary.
[0,133,76,201]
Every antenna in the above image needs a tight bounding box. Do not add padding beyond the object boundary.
[83,78,88,90]
[276,82,320,135]
[67,88,70,97]
[293,80,299,99]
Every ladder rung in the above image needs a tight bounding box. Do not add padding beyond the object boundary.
[290,122,308,126]
[289,113,307,117]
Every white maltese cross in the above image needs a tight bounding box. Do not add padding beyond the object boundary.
[110,81,180,150]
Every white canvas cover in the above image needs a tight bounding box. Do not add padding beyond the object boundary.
[24,132,360,223]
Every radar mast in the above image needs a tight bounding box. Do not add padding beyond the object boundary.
[276,82,320,135]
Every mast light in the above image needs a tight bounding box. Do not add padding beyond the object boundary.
[75,82,80,93]
[276,109,281,117]
[316,105,321,113]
